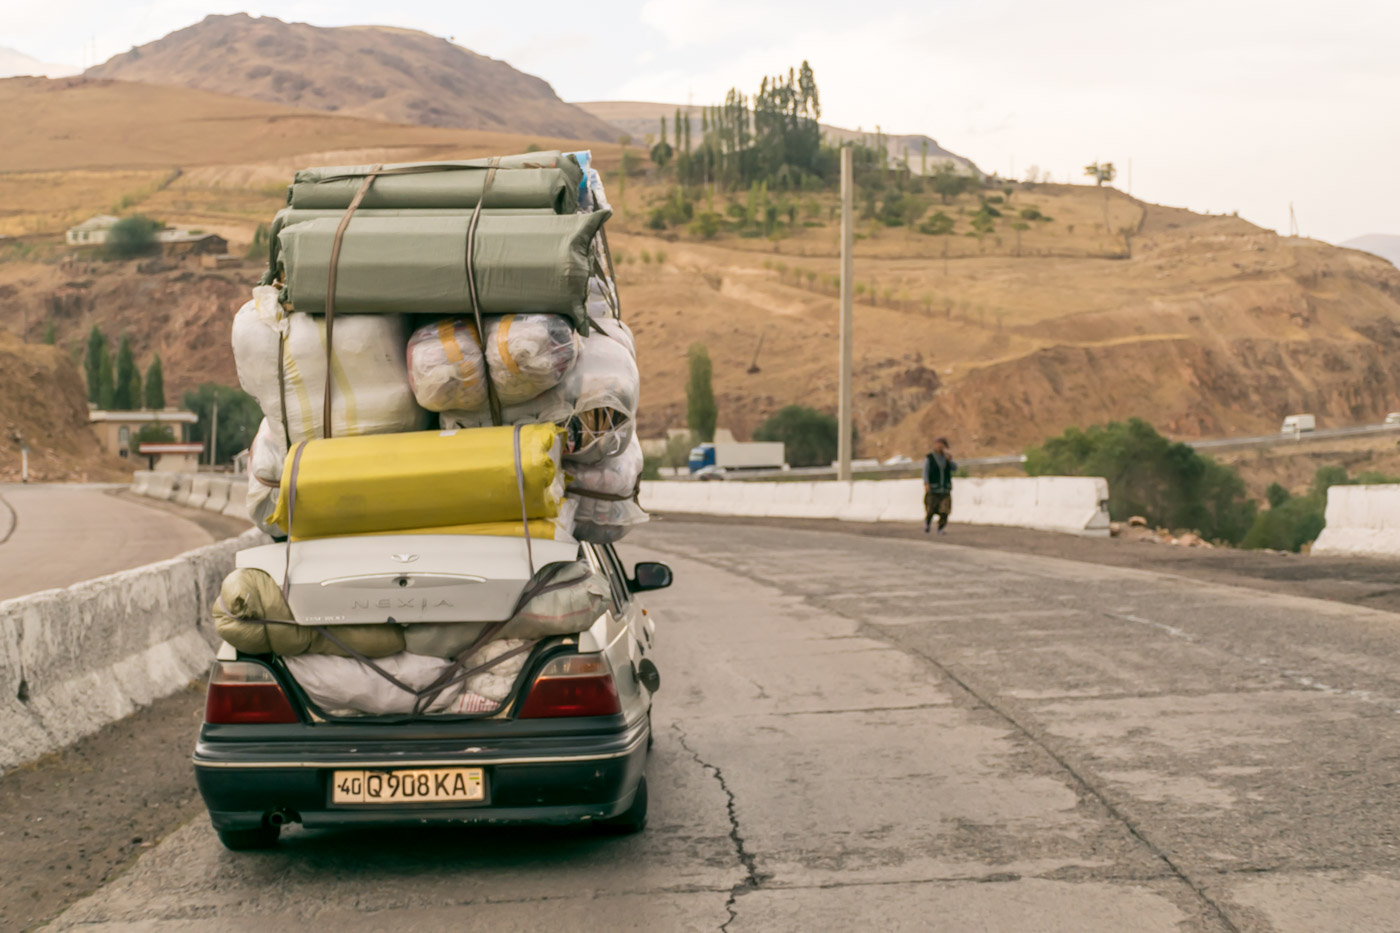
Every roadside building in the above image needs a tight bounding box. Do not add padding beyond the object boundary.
[88,409,199,460]
[160,232,228,257]
[137,442,205,472]
[65,214,120,246]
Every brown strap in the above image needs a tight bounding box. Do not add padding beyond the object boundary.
[566,481,641,503]
[511,423,535,576]
[276,331,292,449]
[322,165,382,439]
[464,159,503,427]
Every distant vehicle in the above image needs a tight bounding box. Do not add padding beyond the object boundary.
[688,441,785,473]
[1385,412,1400,425]
[1281,414,1316,436]
[883,455,913,465]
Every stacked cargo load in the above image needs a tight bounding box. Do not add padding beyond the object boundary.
[220,150,645,717]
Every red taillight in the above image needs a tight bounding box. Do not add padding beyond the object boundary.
[518,654,621,719]
[205,661,299,724]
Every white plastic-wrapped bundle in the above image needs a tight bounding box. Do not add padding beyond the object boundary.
[245,418,286,536]
[486,313,580,404]
[285,644,531,716]
[246,471,281,538]
[232,285,429,443]
[567,434,648,544]
[406,319,487,412]
[249,418,286,486]
[440,327,637,463]
[407,314,580,412]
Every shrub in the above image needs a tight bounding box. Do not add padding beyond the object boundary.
[134,422,175,445]
[103,215,162,259]
[1025,418,1257,543]
[919,211,955,235]
[640,249,652,264]
[754,405,838,467]
[689,211,722,239]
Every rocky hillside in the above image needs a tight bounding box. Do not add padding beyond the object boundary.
[84,14,617,141]
[576,100,981,175]
[0,332,130,482]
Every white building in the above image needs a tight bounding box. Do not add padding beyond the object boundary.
[65,215,120,246]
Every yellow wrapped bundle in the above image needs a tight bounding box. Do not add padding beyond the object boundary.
[271,424,563,539]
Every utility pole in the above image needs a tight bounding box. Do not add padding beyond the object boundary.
[209,397,219,468]
[838,145,854,482]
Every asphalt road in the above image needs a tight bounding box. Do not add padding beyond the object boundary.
[0,483,215,602]
[43,520,1400,932]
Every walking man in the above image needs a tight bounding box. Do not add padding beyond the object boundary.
[923,437,956,534]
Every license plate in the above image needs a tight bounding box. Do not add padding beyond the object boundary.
[331,768,484,805]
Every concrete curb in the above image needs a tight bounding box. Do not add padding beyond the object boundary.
[0,528,269,775]
[640,476,1111,536]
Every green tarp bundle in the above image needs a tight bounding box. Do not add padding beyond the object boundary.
[287,152,583,214]
[276,212,609,332]
[263,206,556,282]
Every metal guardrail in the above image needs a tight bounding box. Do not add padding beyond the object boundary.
[665,424,1400,482]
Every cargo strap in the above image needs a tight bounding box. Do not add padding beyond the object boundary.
[279,439,309,602]
[276,333,292,449]
[321,165,383,440]
[566,480,641,503]
[465,158,504,427]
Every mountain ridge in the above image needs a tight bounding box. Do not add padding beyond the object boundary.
[83,14,618,141]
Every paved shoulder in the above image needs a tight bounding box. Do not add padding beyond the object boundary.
[0,483,215,601]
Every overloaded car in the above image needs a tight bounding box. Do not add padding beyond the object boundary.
[194,535,670,850]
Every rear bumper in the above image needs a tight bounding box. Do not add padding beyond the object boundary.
[194,718,648,831]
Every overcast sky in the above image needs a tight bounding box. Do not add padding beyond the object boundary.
[7,0,1397,243]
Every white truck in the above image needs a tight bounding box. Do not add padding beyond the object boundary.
[1280,414,1316,436]
[688,441,786,475]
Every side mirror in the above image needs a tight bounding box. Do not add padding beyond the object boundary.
[629,561,673,593]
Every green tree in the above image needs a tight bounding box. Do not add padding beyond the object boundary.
[134,422,174,445]
[42,321,56,345]
[181,383,261,466]
[96,350,116,410]
[930,163,973,204]
[1025,418,1256,543]
[651,117,674,169]
[1083,161,1117,186]
[686,344,718,443]
[113,335,137,409]
[918,211,955,235]
[144,354,166,409]
[246,222,270,260]
[103,215,162,259]
[84,325,107,403]
[754,405,838,467]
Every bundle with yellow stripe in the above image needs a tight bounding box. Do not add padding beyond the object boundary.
[406,313,579,412]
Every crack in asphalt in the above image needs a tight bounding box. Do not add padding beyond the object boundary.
[0,489,17,546]
[645,537,1248,933]
[672,722,765,932]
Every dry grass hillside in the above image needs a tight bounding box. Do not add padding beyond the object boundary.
[603,175,1400,456]
[0,77,618,240]
[0,332,131,482]
[85,14,617,141]
[3,71,1398,473]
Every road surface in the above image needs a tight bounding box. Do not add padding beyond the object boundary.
[42,520,1400,932]
[0,483,215,601]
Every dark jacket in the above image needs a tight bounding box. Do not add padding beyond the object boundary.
[923,452,956,494]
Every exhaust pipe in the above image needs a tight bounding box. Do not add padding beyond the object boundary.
[267,810,296,827]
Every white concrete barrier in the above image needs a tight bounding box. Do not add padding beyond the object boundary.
[172,475,196,507]
[202,478,232,514]
[1312,484,1400,558]
[146,472,177,501]
[0,528,269,775]
[639,476,1109,536]
[222,479,249,520]
[186,475,212,511]
[132,471,154,497]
